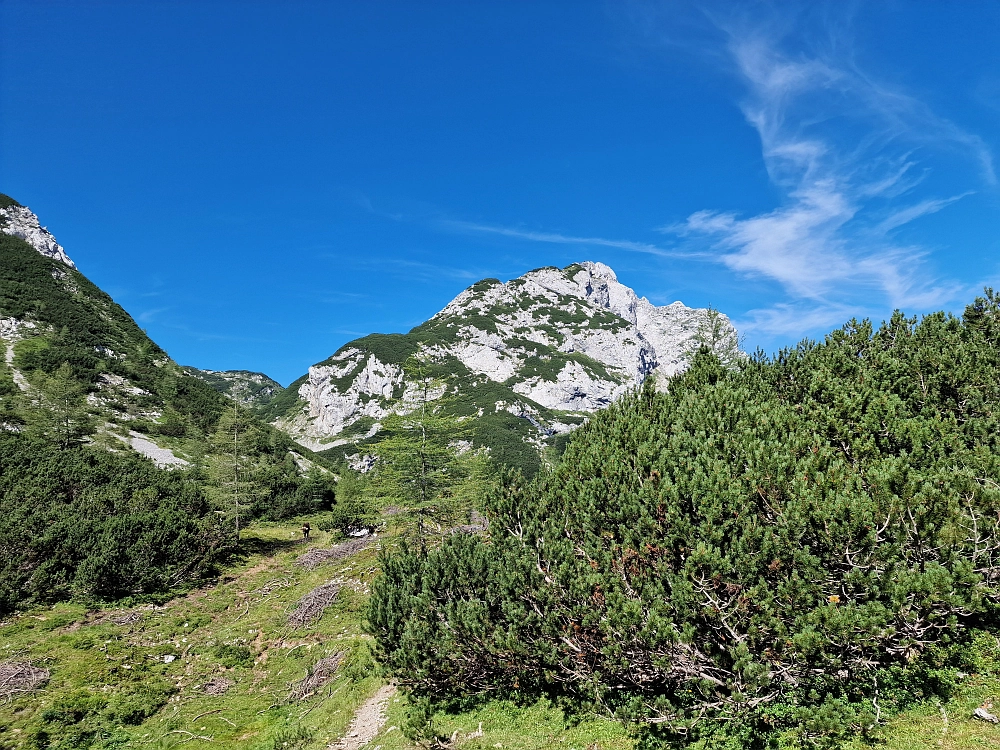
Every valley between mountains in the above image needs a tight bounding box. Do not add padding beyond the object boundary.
[3,194,1000,750]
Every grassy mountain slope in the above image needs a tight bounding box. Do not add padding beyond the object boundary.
[0,220,222,432]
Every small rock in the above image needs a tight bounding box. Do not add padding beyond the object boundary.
[163,655,176,663]
[973,706,999,724]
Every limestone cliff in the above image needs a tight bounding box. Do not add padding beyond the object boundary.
[0,199,75,268]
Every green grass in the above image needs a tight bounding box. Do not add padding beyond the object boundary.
[3,506,999,750]
[0,517,382,750]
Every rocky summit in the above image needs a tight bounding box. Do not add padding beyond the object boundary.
[269,261,738,468]
[0,198,76,269]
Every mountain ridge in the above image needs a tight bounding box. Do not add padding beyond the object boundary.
[0,194,76,268]
[269,261,739,471]
[0,194,326,473]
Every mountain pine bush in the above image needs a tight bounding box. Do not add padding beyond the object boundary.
[369,293,1000,746]
[0,434,228,612]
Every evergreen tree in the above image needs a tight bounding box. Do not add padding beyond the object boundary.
[19,362,96,449]
[207,401,267,541]
[685,305,743,368]
[369,353,478,541]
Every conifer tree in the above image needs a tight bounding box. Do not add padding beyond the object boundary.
[20,362,95,449]
[207,400,266,540]
[685,305,743,368]
[369,352,477,541]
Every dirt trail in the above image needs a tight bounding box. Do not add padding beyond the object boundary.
[329,684,396,750]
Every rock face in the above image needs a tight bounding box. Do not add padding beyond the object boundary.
[0,202,76,268]
[272,262,738,460]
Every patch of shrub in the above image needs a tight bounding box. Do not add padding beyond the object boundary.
[0,433,227,614]
[370,293,1000,746]
[213,644,254,668]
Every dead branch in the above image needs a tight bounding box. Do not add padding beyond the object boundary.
[0,661,50,702]
[288,652,345,701]
[287,582,340,628]
[201,676,234,696]
[295,536,375,570]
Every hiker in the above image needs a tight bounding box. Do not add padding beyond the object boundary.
[301,523,311,541]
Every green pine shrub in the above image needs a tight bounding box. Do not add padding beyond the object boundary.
[213,644,254,668]
[0,433,227,613]
[369,293,1000,746]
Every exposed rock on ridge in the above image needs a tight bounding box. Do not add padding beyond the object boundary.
[272,262,738,461]
[0,202,75,268]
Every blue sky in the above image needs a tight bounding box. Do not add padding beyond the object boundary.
[2,1,998,385]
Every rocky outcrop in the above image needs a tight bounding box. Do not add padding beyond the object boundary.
[0,204,75,268]
[274,261,738,453]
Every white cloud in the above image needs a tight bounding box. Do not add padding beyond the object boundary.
[667,18,991,331]
[876,193,973,234]
[736,302,857,338]
[442,219,688,258]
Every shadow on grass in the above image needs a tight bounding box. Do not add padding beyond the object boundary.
[235,534,305,559]
[209,535,307,577]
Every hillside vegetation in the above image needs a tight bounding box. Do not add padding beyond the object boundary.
[371,293,1000,747]
[1,491,999,750]
[265,332,573,476]
[181,368,282,413]
[0,198,335,615]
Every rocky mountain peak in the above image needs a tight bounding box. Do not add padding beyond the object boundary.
[272,262,739,467]
[0,199,76,269]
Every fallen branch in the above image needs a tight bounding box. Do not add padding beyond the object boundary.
[287,582,340,628]
[288,652,345,701]
[296,536,375,570]
[201,676,234,696]
[0,661,50,702]
[166,729,213,743]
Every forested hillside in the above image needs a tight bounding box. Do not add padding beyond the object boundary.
[0,195,336,614]
[371,292,1000,747]
[182,367,282,413]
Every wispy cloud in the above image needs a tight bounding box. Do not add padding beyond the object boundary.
[876,193,973,234]
[442,219,691,258]
[662,13,992,336]
[137,307,169,324]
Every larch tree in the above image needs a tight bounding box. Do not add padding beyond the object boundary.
[369,352,480,544]
[207,400,266,541]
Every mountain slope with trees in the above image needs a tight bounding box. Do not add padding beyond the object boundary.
[268,262,739,474]
[0,194,335,614]
[182,367,282,413]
